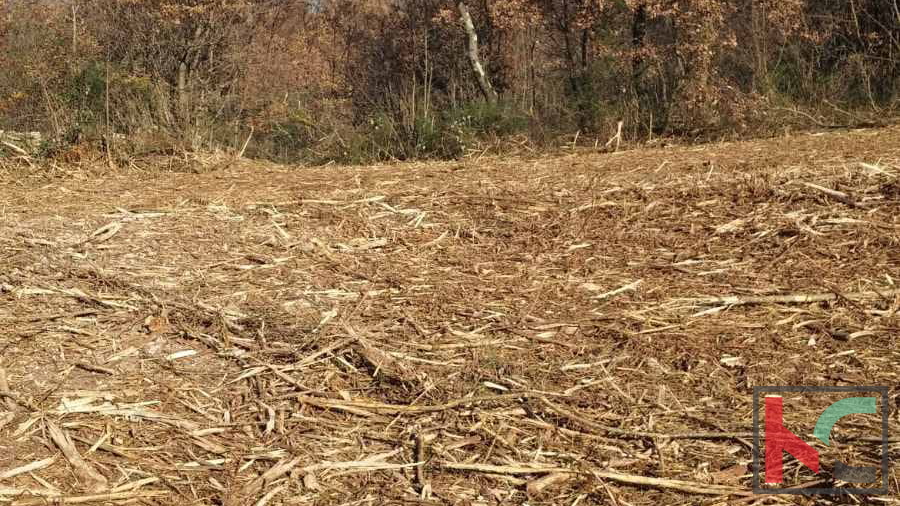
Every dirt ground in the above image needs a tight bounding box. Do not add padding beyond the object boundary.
[0,127,898,505]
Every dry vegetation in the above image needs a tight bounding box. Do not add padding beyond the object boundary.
[0,126,899,505]
[3,0,898,163]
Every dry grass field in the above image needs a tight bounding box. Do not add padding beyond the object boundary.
[0,127,898,505]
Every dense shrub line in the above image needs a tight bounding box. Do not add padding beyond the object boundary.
[0,0,897,164]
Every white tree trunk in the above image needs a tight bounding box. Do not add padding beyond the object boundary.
[458,2,497,104]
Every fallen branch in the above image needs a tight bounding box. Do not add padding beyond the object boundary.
[604,120,624,152]
[590,470,748,496]
[538,397,751,440]
[70,435,138,460]
[9,310,99,324]
[52,401,198,431]
[302,460,422,473]
[0,457,56,480]
[0,392,38,412]
[236,456,301,500]
[0,368,18,411]
[8,490,168,505]
[442,462,747,496]
[238,125,254,158]
[593,279,642,302]
[803,182,861,207]
[687,288,900,307]
[47,421,109,491]
[414,432,429,493]
[283,392,532,415]
[75,362,116,375]
[0,140,28,156]
[527,472,574,497]
[442,463,570,474]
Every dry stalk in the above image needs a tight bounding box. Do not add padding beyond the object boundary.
[46,421,109,491]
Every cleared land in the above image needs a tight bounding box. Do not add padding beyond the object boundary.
[0,127,898,505]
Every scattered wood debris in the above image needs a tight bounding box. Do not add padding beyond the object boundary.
[1,126,898,504]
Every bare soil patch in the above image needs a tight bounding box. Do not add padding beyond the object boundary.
[1,127,898,504]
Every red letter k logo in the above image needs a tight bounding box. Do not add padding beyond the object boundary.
[765,396,820,483]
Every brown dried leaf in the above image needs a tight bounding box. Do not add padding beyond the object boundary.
[356,338,422,384]
[710,464,748,485]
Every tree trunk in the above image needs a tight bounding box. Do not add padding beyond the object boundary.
[178,61,189,125]
[71,5,78,54]
[580,28,589,73]
[631,2,647,84]
[458,2,497,104]
[563,30,579,94]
